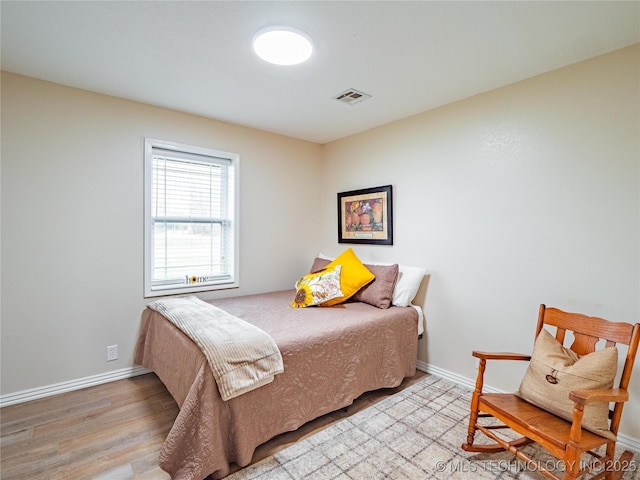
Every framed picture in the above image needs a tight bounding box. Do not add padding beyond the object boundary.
[338,185,393,245]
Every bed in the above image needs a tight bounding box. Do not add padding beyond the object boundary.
[134,251,426,479]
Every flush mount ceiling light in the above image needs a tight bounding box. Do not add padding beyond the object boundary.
[252,26,313,66]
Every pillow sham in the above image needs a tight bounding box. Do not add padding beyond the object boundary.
[290,265,343,308]
[320,248,375,306]
[309,256,331,274]
[353,263,399,309]
[516,328,618,440]
[392,264,426,307]
[311,257,399,309]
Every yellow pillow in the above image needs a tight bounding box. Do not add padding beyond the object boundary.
[320,248,375,306]
[291,265,343,308]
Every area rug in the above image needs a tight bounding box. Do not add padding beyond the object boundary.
[227,375,638,479]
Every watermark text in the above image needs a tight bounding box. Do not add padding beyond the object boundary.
[434,458,637,474]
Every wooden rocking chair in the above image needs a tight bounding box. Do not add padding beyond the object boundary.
[461,305,639,480]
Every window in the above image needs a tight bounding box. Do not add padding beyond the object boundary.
[144,138,239,297]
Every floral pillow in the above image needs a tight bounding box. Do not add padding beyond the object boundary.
[291,265,343,308]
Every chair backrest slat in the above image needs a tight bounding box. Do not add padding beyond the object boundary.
[570,332,600,356]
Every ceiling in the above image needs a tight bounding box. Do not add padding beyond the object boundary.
[2,1,638,144]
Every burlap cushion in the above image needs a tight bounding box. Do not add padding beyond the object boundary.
[517,328,618,440]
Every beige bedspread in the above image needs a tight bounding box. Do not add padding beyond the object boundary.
[134,289,418,480]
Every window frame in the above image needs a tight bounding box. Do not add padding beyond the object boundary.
[143,138,240,297]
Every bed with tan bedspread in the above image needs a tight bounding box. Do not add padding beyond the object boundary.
[134,289,419,480]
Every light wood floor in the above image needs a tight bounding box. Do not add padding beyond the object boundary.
[1,370,427,480]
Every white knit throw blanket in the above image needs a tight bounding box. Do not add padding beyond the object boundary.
[147,296,284,401]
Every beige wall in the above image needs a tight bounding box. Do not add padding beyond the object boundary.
[319,45,639,440]
[2,44,639,441]
[1,73,322,394]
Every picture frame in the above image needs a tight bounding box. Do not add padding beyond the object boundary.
[337,185,393,245]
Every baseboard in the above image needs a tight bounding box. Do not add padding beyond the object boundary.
[416,360,640,453]
[0,366,152,408]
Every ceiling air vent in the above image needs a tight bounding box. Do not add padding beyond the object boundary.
[333,88,371,105]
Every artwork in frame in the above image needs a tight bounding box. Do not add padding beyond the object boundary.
[338,185,393,245]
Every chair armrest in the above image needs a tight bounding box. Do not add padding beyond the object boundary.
[470,351,531,396]
[569,388,628,406]
[472,351,531,361]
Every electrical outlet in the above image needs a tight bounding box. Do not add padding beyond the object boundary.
[106,345,118,362]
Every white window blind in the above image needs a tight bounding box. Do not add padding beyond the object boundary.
[144,139,239,297]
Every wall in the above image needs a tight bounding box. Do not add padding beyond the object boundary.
[319,45,640,440]
[1,72,322,396]
[2,44,639,442]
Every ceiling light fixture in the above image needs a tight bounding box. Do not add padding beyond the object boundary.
[252,26,313,66]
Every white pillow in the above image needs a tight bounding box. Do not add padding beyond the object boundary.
[392,264,427,307]
[317,253,425,307]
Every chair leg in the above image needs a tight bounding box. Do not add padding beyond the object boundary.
[464,395,480,446]
[564,445,582,480]
[462,359,485,449]
[605,442,616,480]
[604,449,634,480]
[563,460,581,479]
